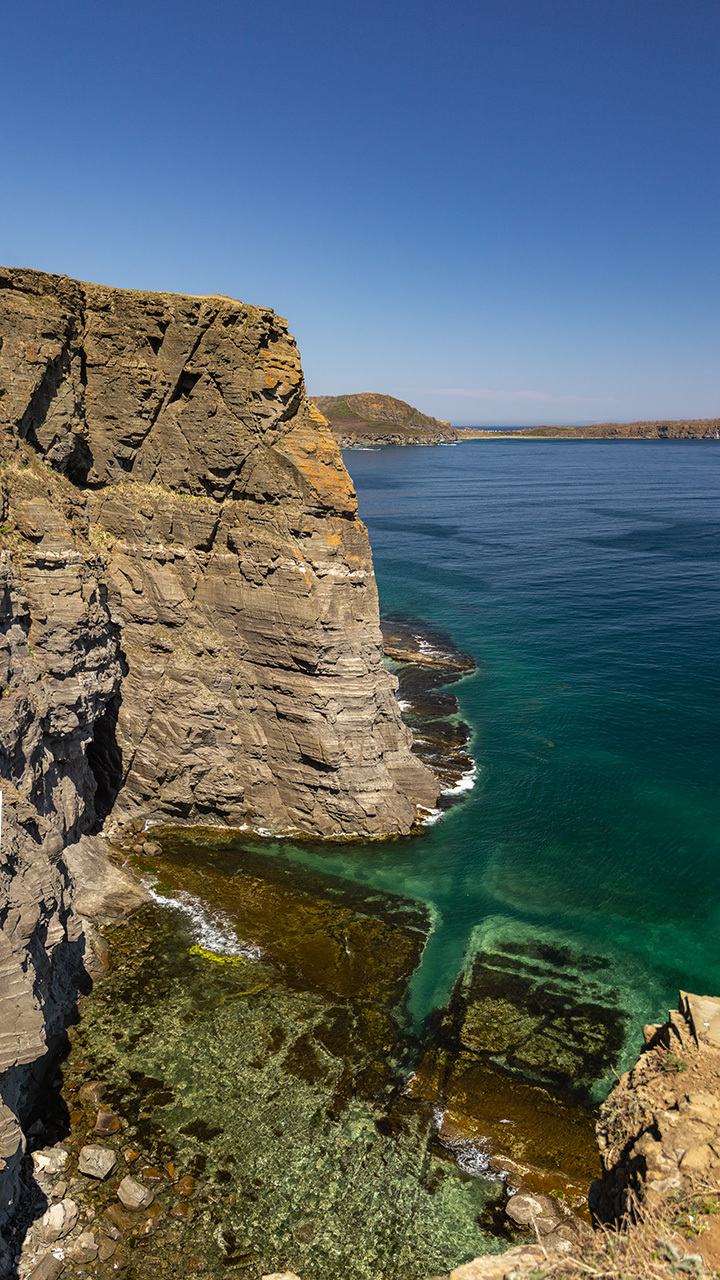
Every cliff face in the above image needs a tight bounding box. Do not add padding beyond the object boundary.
[312,392,458,446]
[596,992,720,1218]
[0,267,437,839]
[0,457,128,1252]
[0,267,438,1257]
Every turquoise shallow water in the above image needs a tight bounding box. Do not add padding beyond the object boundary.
[247,439,720,1088]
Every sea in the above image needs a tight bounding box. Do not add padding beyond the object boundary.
[59,438,720,1279]
[336,438,720,1045]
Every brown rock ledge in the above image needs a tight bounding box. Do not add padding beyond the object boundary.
[380,618,477,802]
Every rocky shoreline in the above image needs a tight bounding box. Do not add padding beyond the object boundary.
[2,269,718,1279]
[13,955,720,1280]
[0,266,443,1274]
[446,992,720,1278]
[4,615,719,1278]
[379,619,477,809]
[1,608,686,1279]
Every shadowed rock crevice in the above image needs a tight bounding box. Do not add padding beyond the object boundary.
[86,693,124,824]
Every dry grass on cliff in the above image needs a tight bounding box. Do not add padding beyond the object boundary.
[525,1189,720,1280]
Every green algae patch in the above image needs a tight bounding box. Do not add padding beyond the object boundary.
[448,917,629,1097]
[405,916,619,1208]
[188,944,244,965]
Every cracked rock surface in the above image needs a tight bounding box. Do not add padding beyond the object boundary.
[595,991,720,1218]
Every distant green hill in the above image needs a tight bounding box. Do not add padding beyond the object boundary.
[312,393,458,446]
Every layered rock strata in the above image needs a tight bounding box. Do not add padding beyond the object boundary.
[0,267,438,1263]
[0,457,131,1267]
[0,266,436,840]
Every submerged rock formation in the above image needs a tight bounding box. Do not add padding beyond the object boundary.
[0,266,438,1261]
[446,992,720,1280]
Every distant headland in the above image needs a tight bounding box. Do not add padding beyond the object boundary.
[310,392,458,446]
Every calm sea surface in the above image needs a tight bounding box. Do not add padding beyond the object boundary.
[282,439,720,1073]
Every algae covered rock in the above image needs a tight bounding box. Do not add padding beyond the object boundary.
[61,845,509,1280]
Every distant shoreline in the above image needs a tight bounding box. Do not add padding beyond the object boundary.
[455,418,720,441]
[454,434,717,441]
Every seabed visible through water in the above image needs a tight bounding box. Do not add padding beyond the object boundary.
[39,623,611,1280]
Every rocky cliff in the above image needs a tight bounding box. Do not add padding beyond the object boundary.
[311,393,458,446]
[0,267,438,1265]
[0,451,137,1268]
[0,267,437,838]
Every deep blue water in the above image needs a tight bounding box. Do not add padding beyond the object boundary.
[266,439,720,1086]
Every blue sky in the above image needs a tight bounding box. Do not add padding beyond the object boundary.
[1,0,718,425]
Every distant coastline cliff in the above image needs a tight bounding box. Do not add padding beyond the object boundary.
[0,267,438,1257]
[312,392,459,446]
[459,419,720,440]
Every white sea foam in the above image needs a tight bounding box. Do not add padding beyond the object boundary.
[414,634,446,659]
[442,1133,499,1179]
[431,1105,503,1180]
[441,761,478,797]
[419,806,444,826]
[397,698,412,711]
[142,879,261,959]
